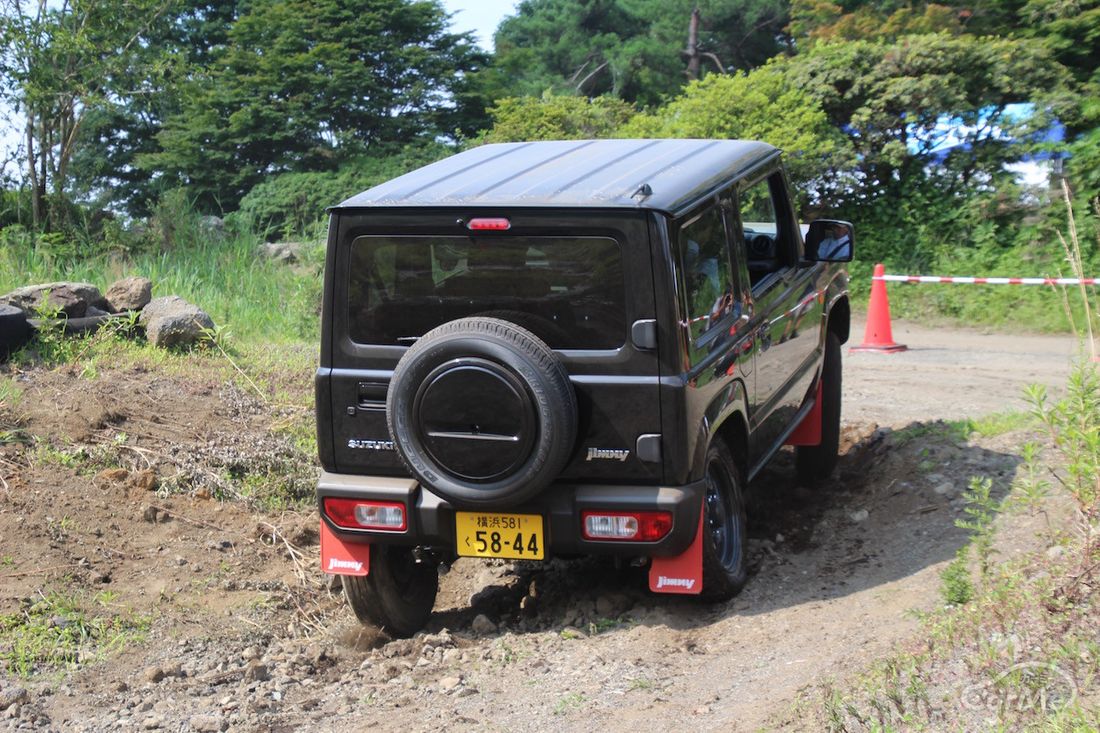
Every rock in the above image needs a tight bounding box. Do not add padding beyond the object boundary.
[1047,545,1065,559]
[139,296,215,349]
[470,614,497,635]
[141,714,164,729]
[95,467,130,485]
[142,506,160,523]
[258,242,304,264]
[105,277,153,312]
[0,282,105,318]
[0,687,27,709]
[849,509,869,522]
[244,662,269,682]
[127,469,158,493]
[162,661,183,678]
[933,481,957,497]
[438,676,462,692]
[595,592,632,618]
[188,714,226,732]
[200,216,225,238]
[143,666,165,683]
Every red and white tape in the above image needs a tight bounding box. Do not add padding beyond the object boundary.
[875,275,1100,286]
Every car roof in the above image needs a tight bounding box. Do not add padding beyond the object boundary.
[334,139,779,215]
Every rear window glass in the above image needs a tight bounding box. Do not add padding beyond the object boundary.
[348,235,626,350]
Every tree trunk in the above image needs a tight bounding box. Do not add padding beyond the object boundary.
[684,7,701,80]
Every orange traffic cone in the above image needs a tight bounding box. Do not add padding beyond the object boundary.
[851,263,907,353]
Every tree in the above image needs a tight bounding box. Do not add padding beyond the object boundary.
[784,34,1072,203]
[67,1,243,217]
[143,0,490,212]
[621,61,853,207]
[492,0,790,107]
[0,0,175,229]
[478,93,636,143]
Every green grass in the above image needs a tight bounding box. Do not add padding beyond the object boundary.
[0,225,322,345]
[0,589,151,678]
[891,411,1034,448]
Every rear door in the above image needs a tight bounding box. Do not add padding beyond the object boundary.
[735,172,823,467]
[324,208,664,486]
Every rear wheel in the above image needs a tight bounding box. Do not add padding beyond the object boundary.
[796,331,842,485]
[700,438,748,601]
[342,545,438,638]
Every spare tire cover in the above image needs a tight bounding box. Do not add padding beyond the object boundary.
[387,317,577,507]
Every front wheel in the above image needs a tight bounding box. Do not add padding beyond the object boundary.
[700,438,748,601]
[342,545,438,638]
[796,331,842,485]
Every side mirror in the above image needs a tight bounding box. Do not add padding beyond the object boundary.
[805,219,854,263]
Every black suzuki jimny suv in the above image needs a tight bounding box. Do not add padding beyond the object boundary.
[315,139,852,636]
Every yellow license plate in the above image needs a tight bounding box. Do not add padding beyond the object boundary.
[455,512,545,560]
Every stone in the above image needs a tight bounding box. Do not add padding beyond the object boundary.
[200,216,225,238]
[595,592,632,618]
[258,242,304,264]
[849,509,869,522]
[0,687,28,709]
[0,281,105,318]
[470,614,497,635]
[143,666,165,683]
[127,470,158,493]
[95,468,130,485]
[139,296,215,349]
[188,714,226,732]
[141,714,164,729]
[105,277,153,312]
[438,676,462,692]
[933,481,957,497]
[244,662,269,682]
[142,506,160,523]
[1047,545,1065,559]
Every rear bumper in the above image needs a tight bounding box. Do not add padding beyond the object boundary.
[316,471,706,558]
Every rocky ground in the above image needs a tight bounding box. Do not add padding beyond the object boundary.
[0,319,1083,732]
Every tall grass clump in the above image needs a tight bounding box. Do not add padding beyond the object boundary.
[0,190,322,343]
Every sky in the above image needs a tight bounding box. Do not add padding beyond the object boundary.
[440,0,520,50]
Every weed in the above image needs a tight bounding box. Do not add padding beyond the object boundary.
[0,589,150,677]
[627,676,653,691]
[956,476,999,583]
[940,547,974,606]
[552,692,585,715]
[1027,360,1100,564]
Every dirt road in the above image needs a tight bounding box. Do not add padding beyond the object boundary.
[0,320,1079,732]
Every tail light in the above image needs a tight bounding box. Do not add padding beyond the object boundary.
[466,217,511,231]
[323,498,407,532]
[582,511,672,542]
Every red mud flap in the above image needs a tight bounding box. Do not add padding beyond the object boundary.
[319,520,370,576]
[784,379,822,446]
[648,506,703,595]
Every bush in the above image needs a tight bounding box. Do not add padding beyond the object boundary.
[236,143,452,241]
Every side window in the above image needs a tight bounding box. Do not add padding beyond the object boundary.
[676,204,736,364]
[739,175,787,290]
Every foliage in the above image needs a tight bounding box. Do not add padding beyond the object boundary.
[0,0,177,229]
[1028,361,1100,554]
[0,589,149,677]
[478,94,636,144]
[621,61,853,205]
[786,34,1070,208]
[0,192,322,343]
[144,0,489,212]
[235,142,451,241]
[492,0,789,107]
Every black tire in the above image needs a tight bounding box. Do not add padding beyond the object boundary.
[342,545,438,638]
[796,331,842,485]
[387,317,577,508]
[0,304,31,361]
[700,438,748,601]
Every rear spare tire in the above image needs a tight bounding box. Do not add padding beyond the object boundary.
[387,317,577,508]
